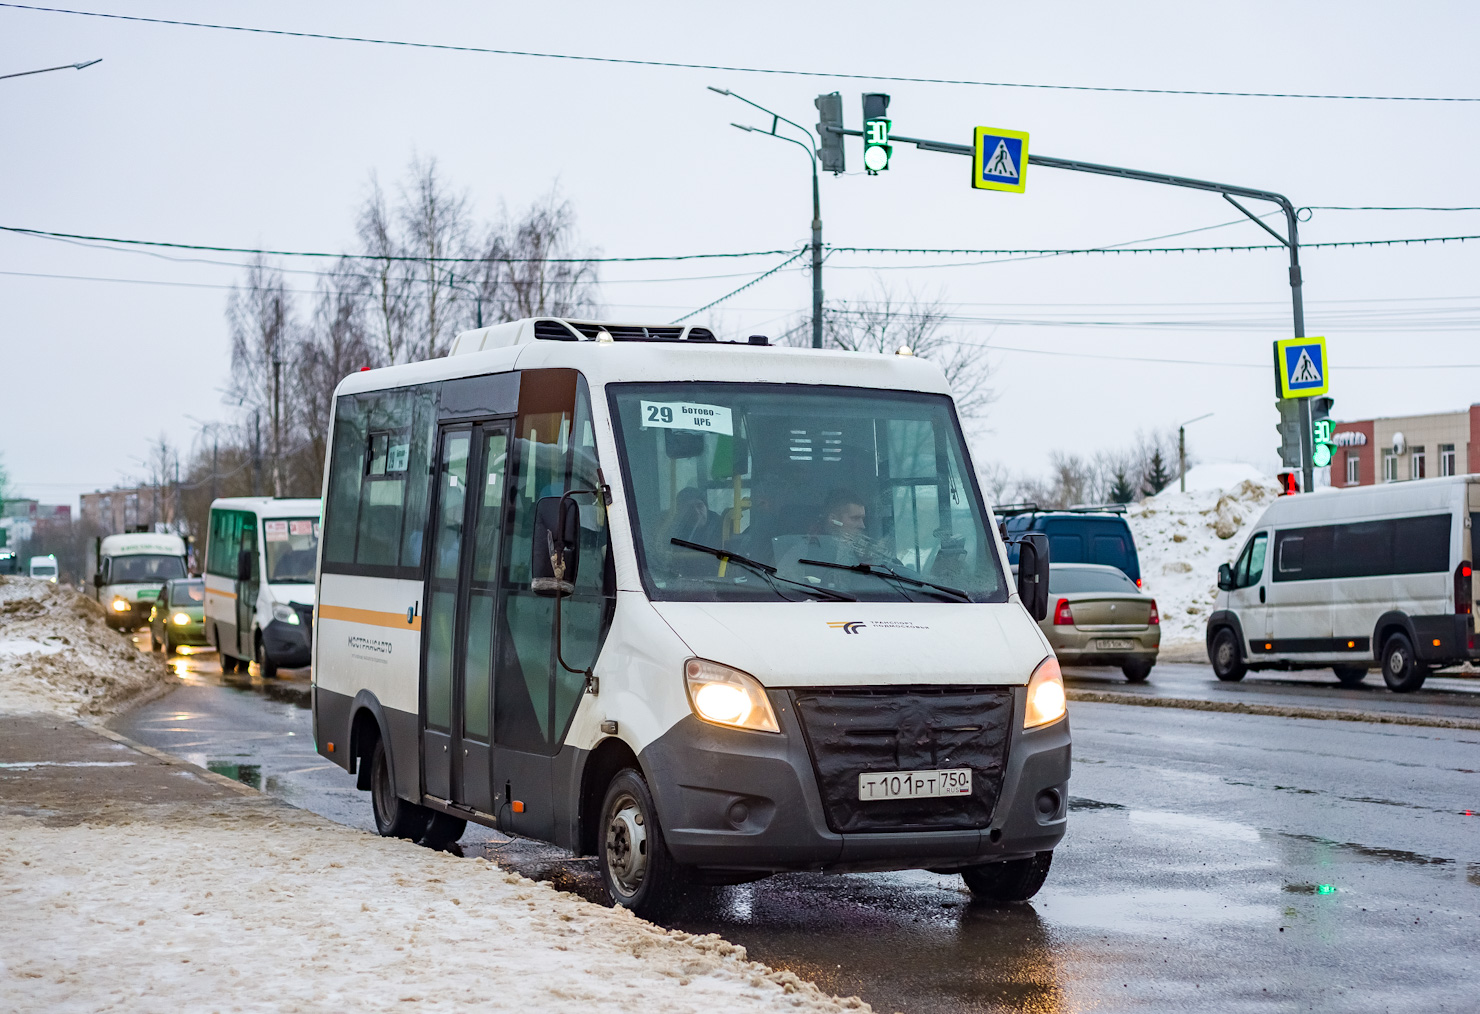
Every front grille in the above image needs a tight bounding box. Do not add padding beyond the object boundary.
[293,603,314,642]
[791,686,1013,833]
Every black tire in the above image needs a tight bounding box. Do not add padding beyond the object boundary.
[598,768,683,917]
[221,654,239,673]
[961,851,1053,903]
[1210,627,1247,682]
[1332,665,1368,686]
[1381,633,1427,693]
[421,812,467,851]
[150,630,161,652]
[370,738,431,840]
[1121,660,1153,683]
[256,633,278,680]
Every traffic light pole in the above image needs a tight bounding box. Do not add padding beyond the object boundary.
[831,125,1314,488]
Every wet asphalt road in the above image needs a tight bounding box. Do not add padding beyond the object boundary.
[117,635,1480,1013]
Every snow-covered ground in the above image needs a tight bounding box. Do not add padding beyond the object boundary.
[0,576,173,716]
[1127,464,1280,660]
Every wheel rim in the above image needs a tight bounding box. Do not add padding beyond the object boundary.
[1215,635,1235,672]
[1389,647,1407,675]
[371,749,393,827]
[604,791,648,899]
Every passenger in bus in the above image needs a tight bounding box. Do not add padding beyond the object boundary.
[814,488,895,566]
[661,487,724,576]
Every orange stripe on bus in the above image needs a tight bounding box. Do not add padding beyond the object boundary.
[317,603,422,632]
[206,588,237,600]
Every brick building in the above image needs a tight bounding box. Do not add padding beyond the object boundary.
[1332,405,1478,487]
[79,486,172,533]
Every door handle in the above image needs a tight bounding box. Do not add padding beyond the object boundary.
[1259,586,1266,603]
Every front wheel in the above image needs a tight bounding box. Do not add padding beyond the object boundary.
[1381,633,1427,693]
[598,768,683,917]
[1210,628,1247,682]
[1121,660,1153,683]
[370,738,431,840]
[256,633,278,679]
[961,851,1053,903]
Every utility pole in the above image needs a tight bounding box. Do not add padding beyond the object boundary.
[252,415,261,497]
[710,87,826,348]
[1179,413,1214,493]
[271,358,283,497]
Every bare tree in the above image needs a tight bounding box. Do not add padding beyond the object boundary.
[293,263,374,492]
[226,256,297,496]
[400,156,473,359]
[354,175,417,367]
[487,192,600,322]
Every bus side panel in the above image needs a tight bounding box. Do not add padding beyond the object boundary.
[203,573,236,655]
[315,572,423,799]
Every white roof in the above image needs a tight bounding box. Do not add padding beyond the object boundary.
[209,497,321,518]
[335,319,951,400]
[99,532,187,556]
[1257,473,1476,526]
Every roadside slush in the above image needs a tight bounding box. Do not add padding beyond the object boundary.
[0,578,869,1014]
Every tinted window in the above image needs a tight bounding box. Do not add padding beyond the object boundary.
[1048,568,1139,593]
[1048,534,1084,563]
[1092,534,1130,570]
[1273,514,1451,582]
[111,555,186,582]
[170,579,205,606]
[207,509,249,578]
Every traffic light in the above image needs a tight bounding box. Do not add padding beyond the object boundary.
[862,93,891,174]
[815,92,845,174]
[1310,396,1335,469]
[1276,470,1301,495]
[1275,399,1303,468]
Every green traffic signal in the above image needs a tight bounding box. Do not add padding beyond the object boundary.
[1312,443,1333,468]
[863,117,891,172]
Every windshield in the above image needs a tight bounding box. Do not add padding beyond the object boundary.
[263,518,320,583]
[1049,567,1140,594]
[610,383,1006,603]
[110,554,185,583]
[170,579,205,606]
[31,564,56,576]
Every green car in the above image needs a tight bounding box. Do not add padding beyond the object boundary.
[149,578,210,654]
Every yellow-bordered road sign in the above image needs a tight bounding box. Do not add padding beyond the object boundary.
[1275,336,1329,398]
[973,127,1029,193]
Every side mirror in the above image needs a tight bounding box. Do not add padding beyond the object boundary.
[1217,563,1234,592]
[531,495,579,596]
[236,549,253,583]
[92,572,104,588]
[1016,532,1051,622]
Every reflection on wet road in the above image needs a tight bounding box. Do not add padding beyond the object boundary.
[117,634,1480,1013]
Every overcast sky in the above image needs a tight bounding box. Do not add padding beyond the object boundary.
[4,1,1479,508]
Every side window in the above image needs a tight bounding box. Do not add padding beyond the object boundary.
[321,385,438,576]
[207,509,243,578]
[1277,534,1303,577]
[1048,533,1084,563]
[1238,532,1268,588]
[1092,534,1129,571]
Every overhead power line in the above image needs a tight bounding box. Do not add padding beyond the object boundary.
[829,233,1480,257]
[4,4,1479,102]
[672,248,810,323]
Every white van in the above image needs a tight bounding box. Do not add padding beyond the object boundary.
[90,533,188,629]
[28,554,59,583]
[204,497,320,678]
[1207,474,1477,692]
[310,318,1066,914]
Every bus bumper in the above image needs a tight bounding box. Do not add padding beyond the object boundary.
[638,688,1069,875]
[262,618,312,669]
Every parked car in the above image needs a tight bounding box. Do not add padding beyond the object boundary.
[1000,504,1142,587]
[1030,563,1160,681]
[148,577,209,655]
[1208,474,1478,692]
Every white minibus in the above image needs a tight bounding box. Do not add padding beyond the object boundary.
[28,554,59,583]
[311,318,1066,915]
[1208,474,1478,692]
[204,497,320,678]
[90,532,188,630]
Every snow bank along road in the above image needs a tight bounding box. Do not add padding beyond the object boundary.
[0,577,869,1014]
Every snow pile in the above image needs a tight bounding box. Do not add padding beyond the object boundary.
[0,576,173,717]
[0,806,872,1013]
[1127,467,1280,655]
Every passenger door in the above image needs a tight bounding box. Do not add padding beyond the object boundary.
[236,518,259,659]
[419,423,510,813]
[1228,530,1270,652]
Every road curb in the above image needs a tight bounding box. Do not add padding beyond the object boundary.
[83,720,262,796]
[1066,689,1480,731]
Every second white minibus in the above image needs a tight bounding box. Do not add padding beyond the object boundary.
[312,318,1067,914]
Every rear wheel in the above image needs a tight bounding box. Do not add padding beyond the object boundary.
[1332,665,1368,686]
[1381,633,1427,693]
[370,738,431,840]
[961,851,1053,903]
[1121,660,1153,683]
[1211,628,1247,682]
[598,768,683,916]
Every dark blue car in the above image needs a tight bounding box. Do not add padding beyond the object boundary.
[1000,506,1142,587]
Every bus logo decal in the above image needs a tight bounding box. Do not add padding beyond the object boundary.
[827,621,867,635]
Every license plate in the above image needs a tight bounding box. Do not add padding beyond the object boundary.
[858,768,972,801]
[1097,638,1134,650]
[136,589,159,600]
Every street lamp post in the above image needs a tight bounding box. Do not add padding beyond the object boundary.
[709,87,824,349]
[1179,413,1214,493]
[0,58,101,82]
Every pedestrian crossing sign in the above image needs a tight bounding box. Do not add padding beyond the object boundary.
[1275,337,1329,398]
[972,126,1029,193]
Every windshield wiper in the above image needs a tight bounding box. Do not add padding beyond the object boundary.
[670,539,857,602]
[796,559,972,602]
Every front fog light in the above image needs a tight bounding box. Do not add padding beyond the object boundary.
[111,598,130,612]
[272,603,300,625]
[684,659,780,733]
[1024,656,1067,729]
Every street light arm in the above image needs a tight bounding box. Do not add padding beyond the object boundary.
[711,85,818,157]
[730,122,816,171]
[0,58,102,82]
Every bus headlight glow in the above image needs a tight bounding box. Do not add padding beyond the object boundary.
[272,603,300,625]
[1024,656,1067,729]
[111,598,130,612]
[172,612,192,625]
[684,658,779,733]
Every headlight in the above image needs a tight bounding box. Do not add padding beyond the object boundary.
[111,598,130,612]
[172,612,192,625]
[272,603,300,625]
[1024,656,1067,729]
[684,659,779,733]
